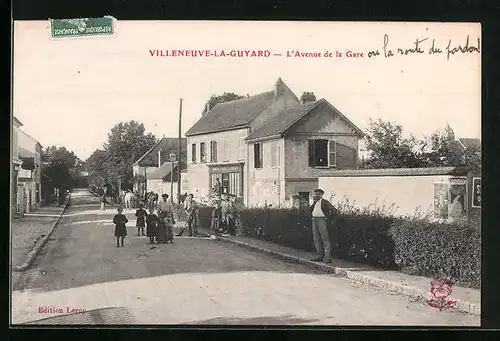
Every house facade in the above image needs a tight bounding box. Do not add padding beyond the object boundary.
[12,117,24,215]
[132,137,187,200]
[16,126,43,214]
[146,161,188,198]
[185,78,364,207]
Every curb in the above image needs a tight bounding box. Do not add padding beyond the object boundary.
[213,236,480,316]
[12,193,72,272]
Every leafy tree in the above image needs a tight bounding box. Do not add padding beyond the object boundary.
[85,121,158,192]
[201,92,245,115]
[43,146,79,169]
[360,118,425,169]
[420,129,481,169]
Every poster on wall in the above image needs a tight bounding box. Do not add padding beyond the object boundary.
[433,183,449,219]
[449,179,467,220]
[472,177,481,208]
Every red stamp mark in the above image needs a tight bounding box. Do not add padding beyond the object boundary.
[426,279,457,311]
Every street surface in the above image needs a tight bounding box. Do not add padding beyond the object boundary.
[11,189,480,326]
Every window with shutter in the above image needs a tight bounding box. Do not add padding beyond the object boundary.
[210,141,217,163]
[254,143,262,169]
[200,142,207,163]
[308,139,329,167]
[191,143,196,163]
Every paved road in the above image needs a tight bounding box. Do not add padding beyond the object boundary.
[11,189,479,326]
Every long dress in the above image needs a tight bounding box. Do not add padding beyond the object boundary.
[157,201,173,243]
[113,214,128,237]
[146,214,159,237]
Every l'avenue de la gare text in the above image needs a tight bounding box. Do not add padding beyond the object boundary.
[367,34,480,60]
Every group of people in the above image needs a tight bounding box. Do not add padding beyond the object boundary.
[210,194,236,236]
[112,193,176,247]
[112,191,203,247]
[111,184,337,265]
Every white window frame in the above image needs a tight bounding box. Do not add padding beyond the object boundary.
[328,139,337,167]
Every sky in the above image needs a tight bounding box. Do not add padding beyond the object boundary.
[13,21,481,160]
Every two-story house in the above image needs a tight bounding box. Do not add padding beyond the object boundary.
[132,137,187,200]
[185,78,364,207]
[17,127,43,214]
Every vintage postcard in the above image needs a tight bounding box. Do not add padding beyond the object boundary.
[11,20,481,326]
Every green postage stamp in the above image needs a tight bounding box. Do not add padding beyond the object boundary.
[50,17,114,38]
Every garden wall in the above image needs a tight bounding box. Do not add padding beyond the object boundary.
[318,167,474,220]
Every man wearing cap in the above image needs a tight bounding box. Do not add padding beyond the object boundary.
[309,188,338,263]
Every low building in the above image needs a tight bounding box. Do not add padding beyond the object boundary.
[16,126,43,214]
[132,136,187,199]
[12,117,24,216]
[185,78,364,207]
[147,161,187,198]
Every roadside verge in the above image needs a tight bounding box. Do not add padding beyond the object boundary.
[12,193,72,272]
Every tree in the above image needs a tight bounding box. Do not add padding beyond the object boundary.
[40,145,81,202]
[43,146,79,169]
[360,118,425,169]
[420,129,481,169]
[201,92,245,115]
[85,121,158,192]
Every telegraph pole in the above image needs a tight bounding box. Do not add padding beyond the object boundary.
[177,98,183,204]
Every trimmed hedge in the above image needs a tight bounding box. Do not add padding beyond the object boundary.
[238,207,315,251]
[237,207,398,268]
[231,206,480,288]
[389,218,480,289]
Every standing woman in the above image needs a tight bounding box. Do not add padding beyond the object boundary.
[113,207,128,247]
[157,194,172,244]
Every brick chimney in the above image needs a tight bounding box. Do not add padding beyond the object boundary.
[274,77,285,97]
[300,92,316,104]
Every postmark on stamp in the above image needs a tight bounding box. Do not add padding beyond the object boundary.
[50,17,114,38]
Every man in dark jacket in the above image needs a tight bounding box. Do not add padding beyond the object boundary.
[309,188,338,263]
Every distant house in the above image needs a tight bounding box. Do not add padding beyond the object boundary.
[132,137,187,200]
[147,161,188,198]
[185,78,364,207]
[445,125,481,165]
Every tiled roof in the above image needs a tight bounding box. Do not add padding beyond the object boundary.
[18,147,36,159]
[246,99,364,141]
[148,162,185,181]
[245,101,321,141]
[319,167,468,177]
[133,137,187,167]
[458,138,481,150]
[185,91,276,136]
